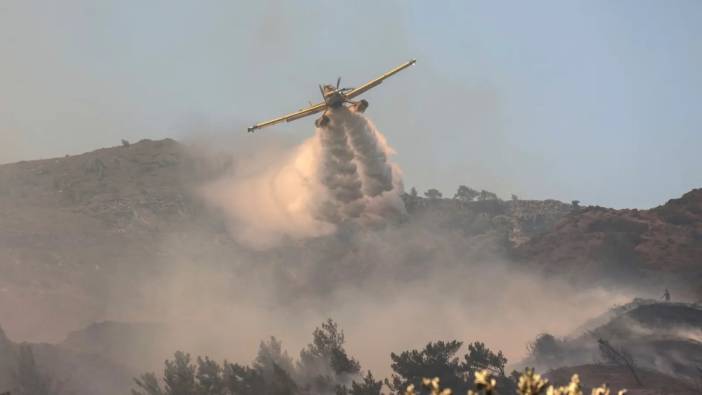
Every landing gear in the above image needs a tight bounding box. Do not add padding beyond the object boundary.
[315,99,369,128]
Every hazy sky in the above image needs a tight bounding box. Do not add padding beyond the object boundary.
[1,1,700,208]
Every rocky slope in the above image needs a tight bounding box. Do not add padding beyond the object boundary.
[514,190,702,294]
[0,139,226,342]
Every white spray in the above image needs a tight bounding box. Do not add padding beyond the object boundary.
[202,107,405,247]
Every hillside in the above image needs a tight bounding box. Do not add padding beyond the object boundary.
[520,300,702,383]
[403,193,574,247]
[0,139,581,335]
[514,190,702,294]
[1,139,701,343]
[1,139,701,394]
[0,139,213,342]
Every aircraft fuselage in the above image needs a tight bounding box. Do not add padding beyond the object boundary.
[325,93,346,107]
[322,86,347,108]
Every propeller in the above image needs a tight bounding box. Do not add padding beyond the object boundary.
[336,77,341,89]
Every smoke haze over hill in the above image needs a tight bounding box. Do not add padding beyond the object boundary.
[75,116,639,382]
[1,132,698,394]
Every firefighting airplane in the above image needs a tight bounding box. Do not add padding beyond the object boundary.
[247,59,416,133]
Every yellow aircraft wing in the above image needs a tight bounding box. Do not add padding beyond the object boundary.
[248,101,327,132]
[345,59,416,100]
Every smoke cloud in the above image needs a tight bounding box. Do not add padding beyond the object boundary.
[202,107,405,248]
[317,110,366,221]
[146,111,634,379]
[118,213,633,380]
[342,109,394,197]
